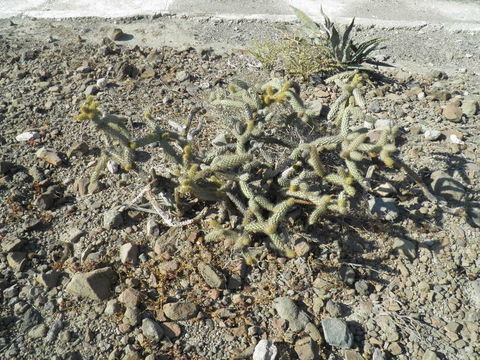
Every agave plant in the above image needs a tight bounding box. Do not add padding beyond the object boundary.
[292,6,383,69]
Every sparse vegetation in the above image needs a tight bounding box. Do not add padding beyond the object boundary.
[78,69,401,261]
[250,7,384,78]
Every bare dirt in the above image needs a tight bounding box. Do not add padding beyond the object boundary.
[0,14,479,360]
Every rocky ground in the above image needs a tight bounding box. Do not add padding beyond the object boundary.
[0,14,479,360]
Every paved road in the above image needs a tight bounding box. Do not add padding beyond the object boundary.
[1,0,480,28]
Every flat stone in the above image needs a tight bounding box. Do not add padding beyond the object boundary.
[304,322,322,342]
[141,318,164,342]
[16,131,40,142]
[462,99,478,117]
[388,342,403,355]
[36,147,62,166]
[21,308,43,331]
[103,210,123,229]
[273,297,309,333]
[36,271,60,289]
[427,70,448,80]
[294,337,316,360]
[163,302,198,321]
[2,237,25,253]
[34,192,55,210]
[65,267,116,301]
[175,70,189,82]
[198,262,225,288]
[294,240,311,257]
[7,252,27,271]
[392,238,417,260]
[445,321,461,333]
[443,103,463,122]
[61,227,84,243]
[422,350,440,360]
[368,197,399,221]
[427,89,451,101]
[104,299,121,315]
[161,322,182,338]
[466,279,480,308]
[141,67,156,79]
[122,307,140,326]
[374,119,395,130]
[253,339,278,360]
[28,324,48,339]
[118,288,141,308]
[424,129,442,141]
[110,28,125,41]
[321,318,353,349]
[344,350,364,360]
[119,243,139,265]
[326,300,342,317]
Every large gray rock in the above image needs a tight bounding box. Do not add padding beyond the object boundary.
[273,297,309,333]
[321,318,353,349]
[141,318,164,342]
[103,210,123,229]
[163,302,198,321]
[65,267,116,301]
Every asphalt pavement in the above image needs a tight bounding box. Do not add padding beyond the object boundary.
[1,0,480,29]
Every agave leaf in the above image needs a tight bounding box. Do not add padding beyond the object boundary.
[342,39,354,63]
[320,6,334,33]
[330,26,342,61]
[350,38,383,63]
[345,64,376,71]
[342,18,355,51]
[292,6,320,33]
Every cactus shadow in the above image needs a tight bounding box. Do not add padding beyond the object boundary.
[134,150,151,163]
[431,151,474,186]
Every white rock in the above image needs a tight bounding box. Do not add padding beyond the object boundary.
[16,131,40,142]
[424,129,441,141]
[120,243,139,265]
[374,119,395,130]
[97,78,107,88]
[449,134,464,144]
[107,160,119,174]
[253,340,278,360]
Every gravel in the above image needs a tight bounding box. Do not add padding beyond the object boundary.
[0,13,479,360]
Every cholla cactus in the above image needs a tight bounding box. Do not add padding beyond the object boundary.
[77,71,400,260]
